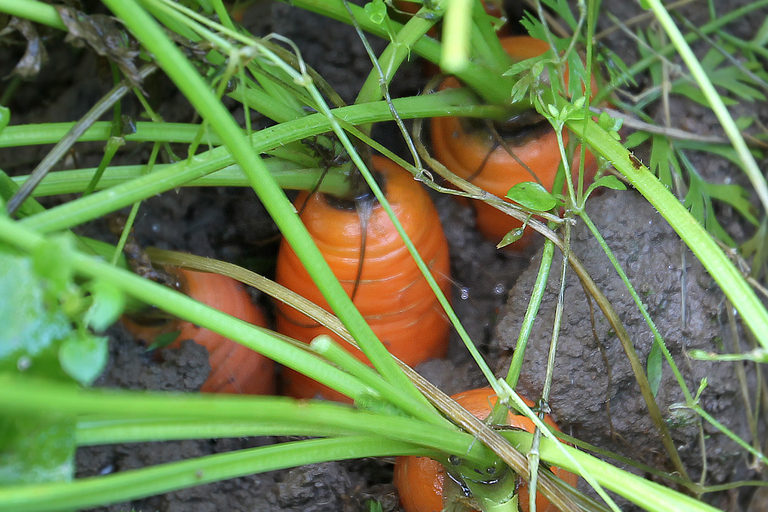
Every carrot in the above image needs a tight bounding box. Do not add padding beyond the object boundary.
[393,387,578,512]
[122,268,275,395]
[274,155,451,402]
[431,36,598,249]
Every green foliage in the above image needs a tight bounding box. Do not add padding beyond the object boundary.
[0,247,87,487]
[366,500,384,512]
[0,170,45,219]
[0,249,72,380]
[0,106,9,133]
[505,182,558,211]
[584,175,626,201]
[0,415,76,486]
[672,46,767,106]
[0,225,128,488]
[623,22,765,247]
[364,0,388,25]
[539,0,579,32]
[58,331,108,386]
[146,330,181,351]
[85,279,126,333]
[596,44,637,89]
[597,111,623,140]
[506,53,553,104]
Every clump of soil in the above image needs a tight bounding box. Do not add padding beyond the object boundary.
[492,189,761,506]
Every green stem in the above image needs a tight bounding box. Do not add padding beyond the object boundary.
[82,136,122,197]
[503,431,721,512]
[282,0,515,105]
[0,122,224,147]
[603,0,768,103]
[6,65,156,215]
[76,418,355,445]
[688,404,768,467]
[505,240,555,389]
[0,0,66,30]
[354,0,441,105]
[0,375,488,461]
[310,335,410,408]
[245,39,428,402]
[0,216,371,400]
[0,436,429,512]
[12,163,350,197]
[21,90,500,233]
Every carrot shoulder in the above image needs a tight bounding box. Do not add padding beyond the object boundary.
[275,156,451,401]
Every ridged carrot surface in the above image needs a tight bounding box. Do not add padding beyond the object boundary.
[393,387,578,512]
[275,156,451,401]
[432,36,598,248]
[123,268,275,395]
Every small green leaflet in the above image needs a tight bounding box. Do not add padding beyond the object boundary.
[585,175,627,200]
[505,182,558,211]
[363,0,388,25]
[0,247,85,487]
[597,111,623,141]
[649,135,680,190]
[672,47,767,106]
[647,340,663,396]
[496,227,525,249]
[147,330,181,351]
[59,331,109,386]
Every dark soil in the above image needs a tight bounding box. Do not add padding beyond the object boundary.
[4,0,767,511]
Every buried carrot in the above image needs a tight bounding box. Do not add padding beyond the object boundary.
[123,268,275,395]
[393,387,578,512]
[274,155,451,402]
[431,36,599,249]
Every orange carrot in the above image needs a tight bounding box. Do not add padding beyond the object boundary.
[431,36,598,249]
[393,387,578,512]
[274,156,451,402]
[123,268,275,395]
